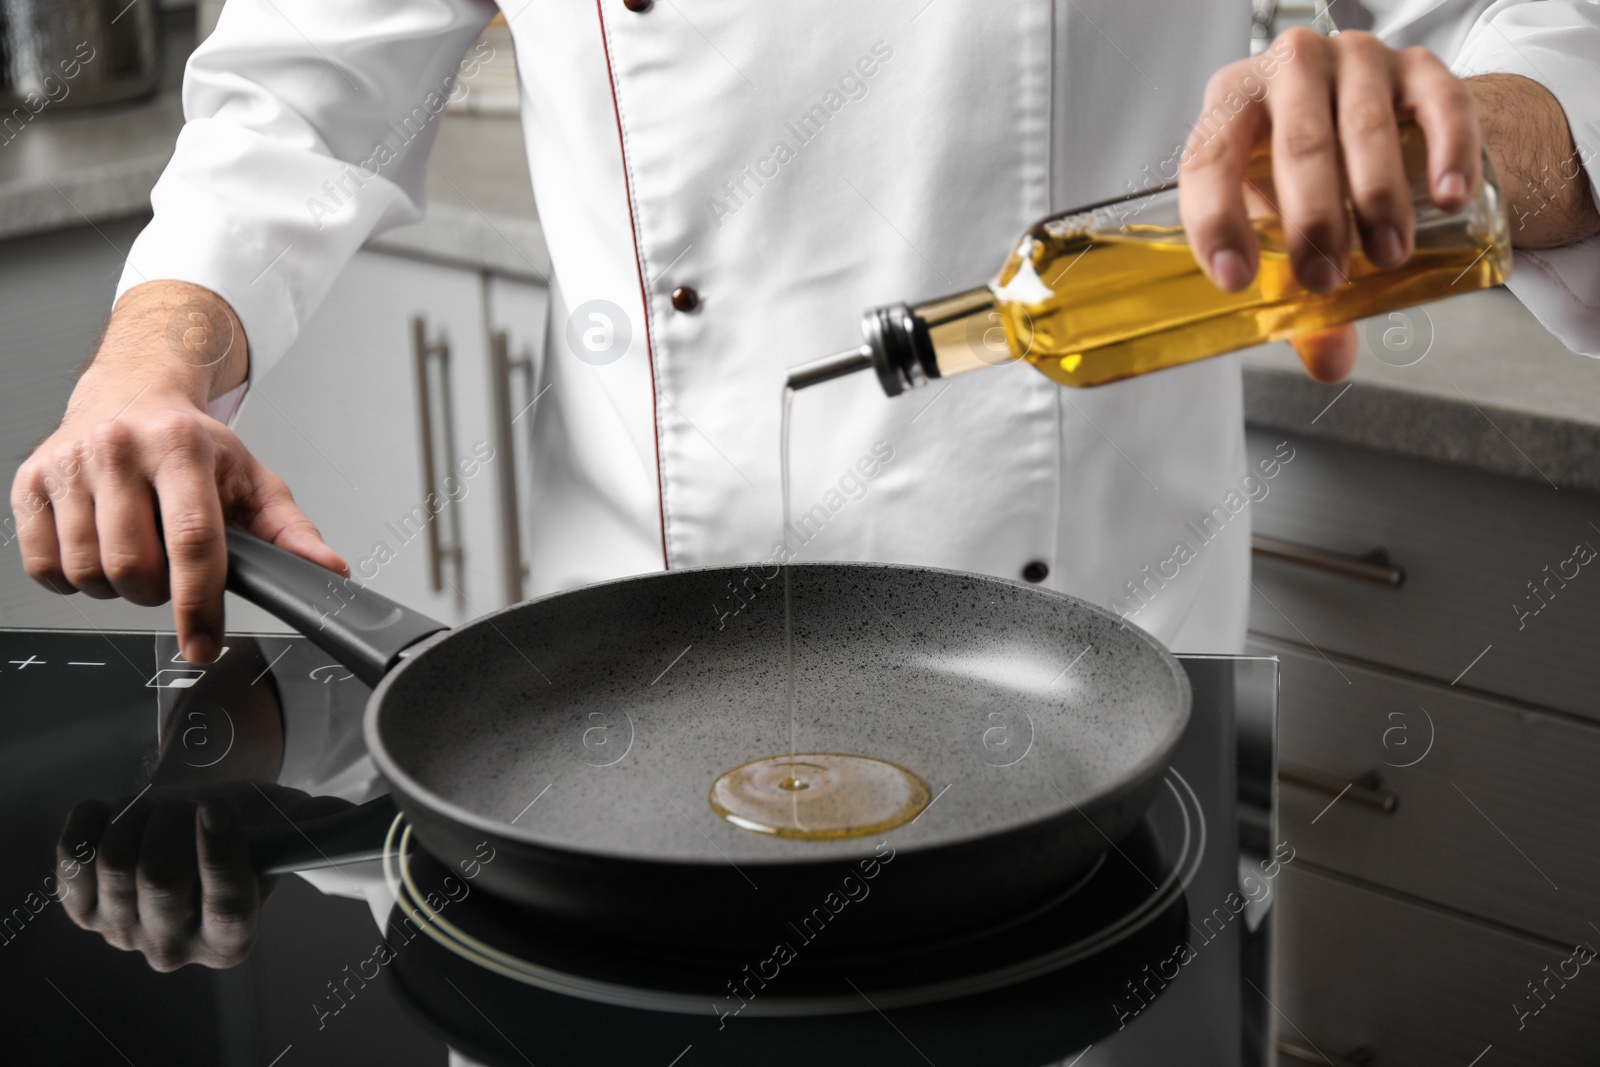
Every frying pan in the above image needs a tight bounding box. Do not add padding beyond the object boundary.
[231,529,1190,956]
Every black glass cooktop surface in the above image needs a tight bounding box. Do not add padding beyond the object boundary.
[0,629,1277,1066]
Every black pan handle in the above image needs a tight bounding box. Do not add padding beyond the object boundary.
[225,528,449,688]
[248,795,401,875]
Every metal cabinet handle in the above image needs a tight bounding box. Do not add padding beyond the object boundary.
[411,316,464,595]
[1279,762,1399,815]
[1252,534,1405,588]
[1278,1039,1372,1067]
[489,329,533,605]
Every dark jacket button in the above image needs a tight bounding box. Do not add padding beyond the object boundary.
[624,0,652,11]
[1022,561,1049,583]
[671,286,700,312]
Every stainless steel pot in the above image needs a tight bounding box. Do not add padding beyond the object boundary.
[0,0,162,110]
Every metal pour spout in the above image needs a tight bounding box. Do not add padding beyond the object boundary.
[790,295,976,397]
[785,344,874,392]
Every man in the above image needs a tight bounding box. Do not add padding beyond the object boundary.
[19,0,1600,978]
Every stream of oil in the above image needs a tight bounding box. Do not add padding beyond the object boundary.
[704,385,929,840]
[781,385,797,782]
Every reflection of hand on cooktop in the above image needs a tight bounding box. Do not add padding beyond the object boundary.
[55,781,353,971]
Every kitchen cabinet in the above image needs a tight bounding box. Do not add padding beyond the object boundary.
[1246,428,1600,1060]
[1246,427,1600,722]
[232,252,547,626]
[1258,636,1600,948]
[0,223,550,633]
[483,274,551,605]
[1275,864,1600,1067]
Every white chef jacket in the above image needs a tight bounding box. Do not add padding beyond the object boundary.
[123,4,1600,1062]
[124,0,1600,663]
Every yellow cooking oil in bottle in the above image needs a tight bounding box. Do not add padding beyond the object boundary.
[790,120,1510,396]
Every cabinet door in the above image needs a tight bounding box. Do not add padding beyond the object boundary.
[1276,864,1600,1067]
[0,221,284,632]
[1252,636,1600,946]
[484,274,550,605]
[1245,428,1600,722]
[232,252,506,626]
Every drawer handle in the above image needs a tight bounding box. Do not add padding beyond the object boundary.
[1252,534,1405,588]
[489,329,534,605]
[1280,763,1399,815]
[1278,1039,1373,1067]
[411,316,464,594]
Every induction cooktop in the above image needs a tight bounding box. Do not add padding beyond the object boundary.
[0,629,1277,1067]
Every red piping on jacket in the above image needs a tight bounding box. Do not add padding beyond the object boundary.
[596,0,671,571]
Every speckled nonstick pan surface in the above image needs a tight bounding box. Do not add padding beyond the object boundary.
[227,530,1190,956]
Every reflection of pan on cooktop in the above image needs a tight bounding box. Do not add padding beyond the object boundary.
[383,777,1201,1067]
[228,529,1190,956]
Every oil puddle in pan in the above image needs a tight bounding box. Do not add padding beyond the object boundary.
[704,386,928,841]
[710,753,930,839]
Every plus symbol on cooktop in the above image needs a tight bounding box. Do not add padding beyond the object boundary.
[7,656,45,669]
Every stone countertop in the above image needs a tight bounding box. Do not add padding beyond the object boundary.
[0,15,191,244]
[1238,287,1600,494]
[4,44,1598,492]
[0,31,549,282]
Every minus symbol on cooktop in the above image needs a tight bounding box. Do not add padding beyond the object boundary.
[68,661,106,667]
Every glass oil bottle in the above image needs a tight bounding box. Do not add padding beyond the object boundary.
[793,121,1510,395]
